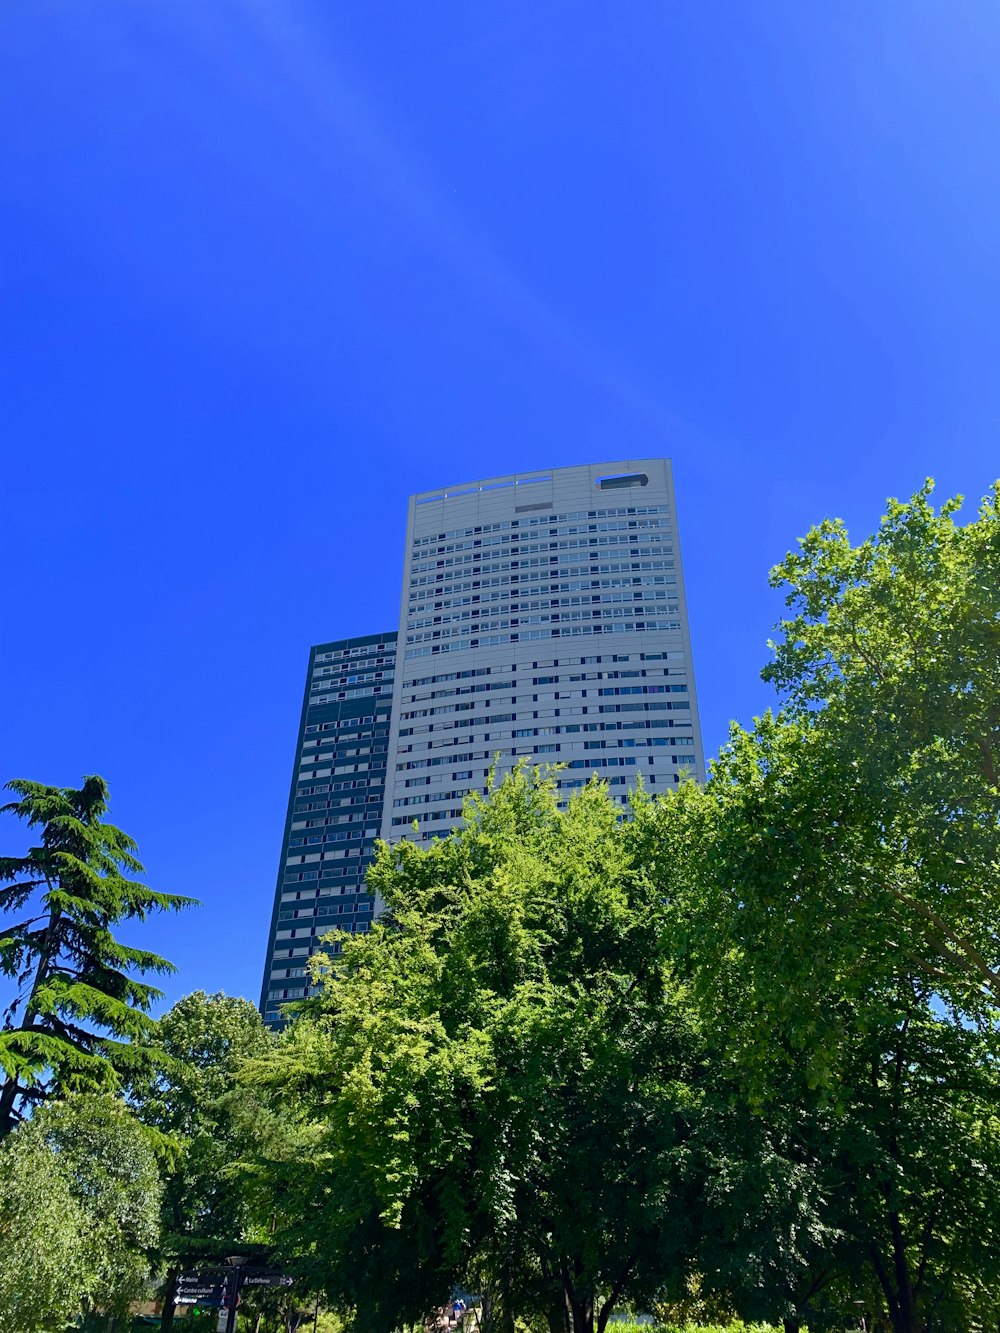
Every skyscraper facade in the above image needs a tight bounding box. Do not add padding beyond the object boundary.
[260,460,704,1021]
[381,460,704,843]
[259,632,396,1025]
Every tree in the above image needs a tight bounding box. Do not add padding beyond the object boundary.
[0,1092,162,1331]
[762,480,1000,1019]
[128,991,277,1329]
[252,770,709,1333]
[0,1118,90,1333]
[0,775,196,1138]
[638,480,1000,1332]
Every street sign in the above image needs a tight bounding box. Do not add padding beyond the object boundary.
[241,1271,295,1289]
[176,1272,233,1305]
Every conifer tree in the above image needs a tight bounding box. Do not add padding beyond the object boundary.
[0,775,196,1138]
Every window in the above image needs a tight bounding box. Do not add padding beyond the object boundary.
[454,770,473,780]
[596,473,649,490]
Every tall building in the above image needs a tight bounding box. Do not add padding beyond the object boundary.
[381,460,704,843]
[260,460,704,1021]
[259,632,396,1026]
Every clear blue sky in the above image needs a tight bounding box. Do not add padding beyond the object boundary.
[2,2,999,1011]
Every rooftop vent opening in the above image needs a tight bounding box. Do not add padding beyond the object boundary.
[596,472,649,490]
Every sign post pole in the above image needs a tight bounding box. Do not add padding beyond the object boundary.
[224,1256,249,1333]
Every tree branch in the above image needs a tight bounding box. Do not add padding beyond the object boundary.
[887,880,1000,999]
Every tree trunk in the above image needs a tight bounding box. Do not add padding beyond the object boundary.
[0,1078,19,1141]
[0,910,60,1140]
[888,1211,919,1333]
[160,1266,180,1331]
[783,1320,800,1333]
[568,1294,594,1333]
[870,1215,920,1333]
[544,1296,567,1333]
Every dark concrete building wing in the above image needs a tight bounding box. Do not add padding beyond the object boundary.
[259,631,397,1026]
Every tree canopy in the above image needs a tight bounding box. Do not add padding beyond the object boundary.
[251,771,712,1333]
[0,776,196,1138]
[128,990,279,1327]
[0,1092,161,1330]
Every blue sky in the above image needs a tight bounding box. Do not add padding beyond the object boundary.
[2,2,999,1011]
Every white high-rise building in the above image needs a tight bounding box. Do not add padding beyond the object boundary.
[380,460,705,843]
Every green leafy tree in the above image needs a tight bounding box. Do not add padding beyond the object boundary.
[0,1091,161,1330]
[642,481,1000,1332]
[42,1092,163,1321]
[128,990,276,1328]
[0,775,196,1137]
[762,480,1000,1019]
[0,1118,90,1333]
[252,770,709,1333]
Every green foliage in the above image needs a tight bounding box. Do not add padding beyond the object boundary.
[0,1118,90,1332]
[762,480,1000,1020]
[0,775,197,1137]
[250,769,709,1333]
[0,1091,161,1330]
[127,990,282,1326]
[642,482,1000,1332]
[611,1324,784,1333]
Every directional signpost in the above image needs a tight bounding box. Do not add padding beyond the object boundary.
[241,1270,296,1289]
[174,1264,296,1332]
[176,1271,233,1308]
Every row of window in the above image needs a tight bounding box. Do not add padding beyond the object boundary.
[398,697,690,738]
[387,765,678,826]
[297,763,383,782]
[399,711,515,737]
[507,721,694,739]
[410,535,673,576]
[312,688,391,705]
[286,828,368,854]
[281,885,371,902]
[408,590,679,632]
[407,604,680,645]
[409,557,676,597]
[293,797,382,825]
[507,734,696,750]
[283,863,375,885]
[396,749,489,772]
[312,666,391,682]
[300,740,386,758]
[292,792,380,814]
[410,574,677,617]
[303,722,389,736]
[404,619,682,658]
[296,773,381,796]
[392,806,464,826]
[403,679,515,706]
[314,644,392,662]
[278,901,374,921]
[403,652,671,691]
[409,504,672,547]
[392,745,697,790]
[394,788,468,808]
[400,683,686,722]
[409,518,670,562]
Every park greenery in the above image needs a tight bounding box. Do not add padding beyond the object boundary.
[0,480,998,1333]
